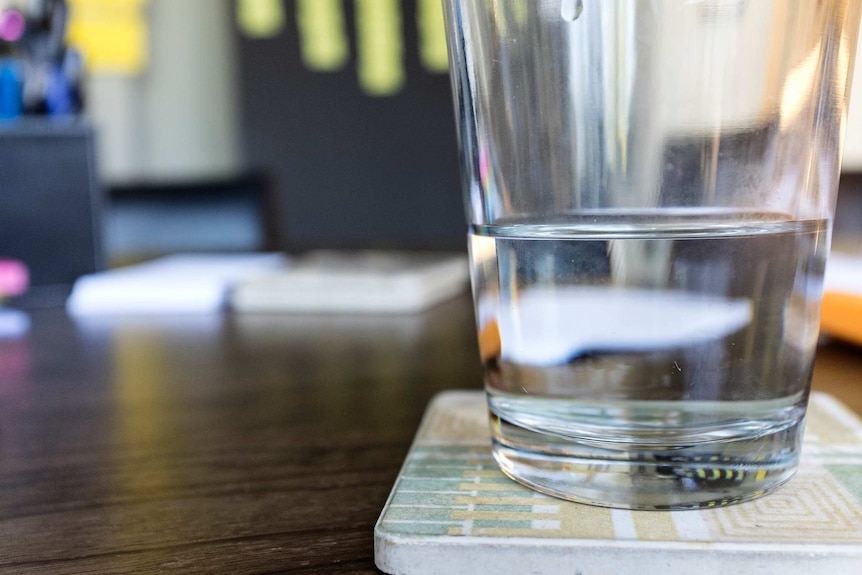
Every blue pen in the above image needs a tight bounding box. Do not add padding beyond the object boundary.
[46,62,72,116]
[0,57,22,119]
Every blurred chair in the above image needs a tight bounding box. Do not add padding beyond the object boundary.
[105,172,281,263]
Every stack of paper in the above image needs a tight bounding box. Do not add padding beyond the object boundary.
[66,253,287,315]
[231,251,469,314]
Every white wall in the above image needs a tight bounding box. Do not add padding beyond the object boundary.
[86,0,241,184]
[842,46,862,171]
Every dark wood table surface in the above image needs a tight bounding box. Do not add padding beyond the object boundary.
[1,295,860,574]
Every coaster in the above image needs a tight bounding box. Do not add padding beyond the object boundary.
[375,391,862,575]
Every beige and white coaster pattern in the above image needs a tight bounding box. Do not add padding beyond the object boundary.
[375,391,862,575]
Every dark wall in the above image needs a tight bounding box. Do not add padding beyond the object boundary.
[235,0,465,251]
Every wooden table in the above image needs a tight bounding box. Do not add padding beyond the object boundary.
[0,296,860,574]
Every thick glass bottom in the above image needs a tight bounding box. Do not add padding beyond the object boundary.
[491,413,801,510]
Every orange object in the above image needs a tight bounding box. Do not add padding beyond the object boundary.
[478,320,501,362]
[820,291,862,346]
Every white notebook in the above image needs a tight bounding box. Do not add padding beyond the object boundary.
[231,251,469,314]
[67,253,288,315]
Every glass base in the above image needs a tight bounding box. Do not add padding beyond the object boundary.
[491,415,800,510]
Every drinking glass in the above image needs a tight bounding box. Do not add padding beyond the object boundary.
[442,0,861,509]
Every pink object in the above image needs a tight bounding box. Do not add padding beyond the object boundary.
[0,259,28,297]
[0,10,25,43]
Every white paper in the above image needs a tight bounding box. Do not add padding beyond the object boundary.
[496,287,752,365]
[232,251,469,314]
[824,253,862,295]
[67,253,288,315]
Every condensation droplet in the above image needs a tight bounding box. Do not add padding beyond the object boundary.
[561,0,583,22]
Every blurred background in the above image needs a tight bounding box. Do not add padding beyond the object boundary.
[2,0,862,306]
[0,0,465,305]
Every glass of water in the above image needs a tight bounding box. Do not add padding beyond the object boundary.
[442,0,861,509]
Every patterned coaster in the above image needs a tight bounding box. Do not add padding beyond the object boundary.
[375,391,862,575]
